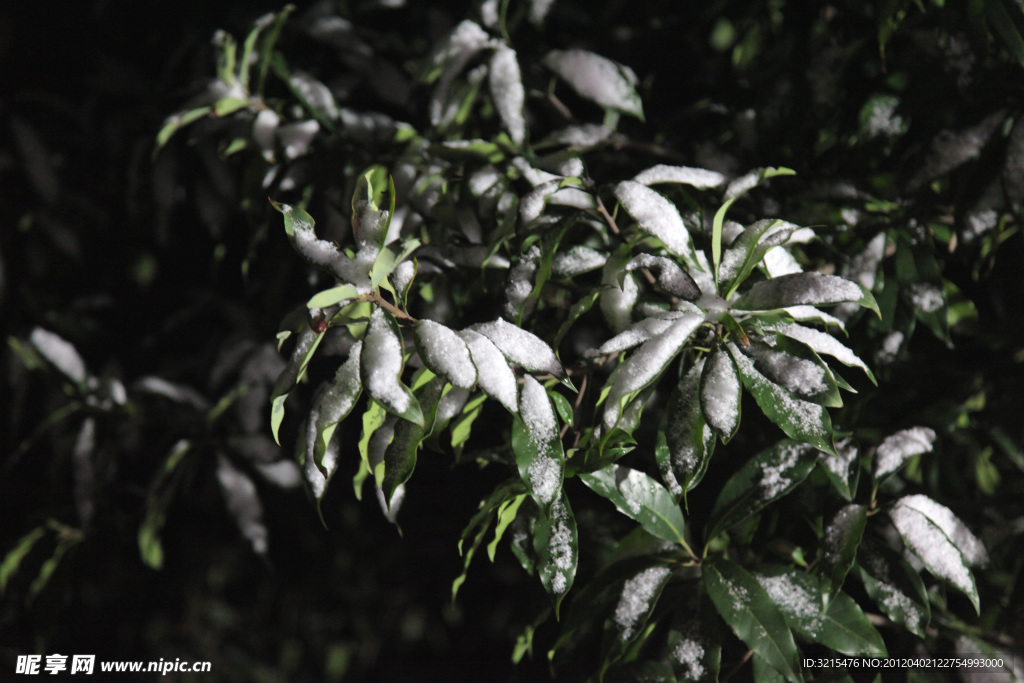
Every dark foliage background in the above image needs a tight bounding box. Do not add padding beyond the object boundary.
[2,1,1023,681]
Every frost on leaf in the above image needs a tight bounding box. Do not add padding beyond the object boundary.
[755,571,824,637]
[30,327,87,385]
[700,347,741,439]
[633,164,727,188]
[459,330,518,412]
[613,566,672,641]
[542,49,643,118]
[614,181,696,262]
[888,499,979,609]
[414,320,477,389]
[732,272,869,313]
[489,45,526,145]
[873,427,936,481]
[603,314,702,429]
[216,454,268,555]
[895,495,988,565]
[473,318,564,378]
[596,315,677,356]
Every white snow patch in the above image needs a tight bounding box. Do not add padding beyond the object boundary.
[548,124,612,147]
[874,427,936,480]
[528,456,561,505]
[614,181,693,258]
[459,329,518,412]
[543,49,641,114]
[278,119,320,159]
[548,187,595,210]
[875,331,904,365]
[489,45,525,144]
[736,273,864,310]
[724,170,760,200]
[469,164,503,197]
[528,0,555,24]
[763,246,803,277]
[780,306,846,330]
[767,322,869,377]
[520,180,561,223]
[897,494,988,565]
[473,318,563,377]
[596,316,677,356]
[746,341,829,397]
[30,328,87,384]
[701,348,740,435]
[601,261,639,332]
[759,442,806,499]
[819,438,858,480]
[907,282,944,313]
[614,567,671,640]
[673,638,705,679]
[889,501,975,594]
[362,309,410,413]
[552,245,607,276]
[547,496,574,593]
[415,320,477,389]
[216,454,268,555]
[633,164,726,188]
[757,573,823,635]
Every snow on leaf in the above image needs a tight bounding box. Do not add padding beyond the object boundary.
[216,454,268,555]
[519,180,561,223]
[459,330,518,412]
[627,254,701,300]
[547,123,613,147]
[664,360,715,499]
[542,49,643,118]
[718,219,797,297]
[742,337,838,406]
[700,346,741,439]
[596,315,678,356]
[873,427,936,481]
[764,322,873,383]
[473,318,564,378]
[579,466,686,545]
[310,341,363,472]
[361,308,422,424]
[552,245,608,277]
[414,320,477,389]
[534,491,577,602]
[895,494,988,565]
[614,181,696,261]
[516,375,564,507]
[602,314,702,430]
[857,543,930,637]
[489,45,526,145]
[613,566,672,641]
[633,164,727,188]
[732,272,871,311]
[30,328,87,385]
[601,252,639,332]
[888,499,979,611]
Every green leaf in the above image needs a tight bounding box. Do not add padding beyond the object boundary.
[819,504,868,603]
[452,479,528,602]
[579,465,687,546]
[137,439,192,570]
[512,376,565,510]
[381,376,444,503]
[732,273,879,315]
[155,106,211,152]
[370,238,421,289]
[310,342,363,475]
[857,540,931,637]
[743,335,843,408]
[29,535,79,599]
[307,284,360,310]
[1,527,47,594]
[270,326,325,444]
[817,591,887,656]
[727,341,837,455]
[269,199,315,238]
[214,96,249,117]
[533,490,578,613]
[354,400,388,500]
[607,564,673,646]
[706,440,817,542]
[554,291,600,349]
[352,165,394,249]
[449,392,486,455]
[613,181,697,263]
[719,219,795,298]
[257,6,293,95]
[543,49,644,119]
[711,197,739,288]
[764,322,876,385]
[488,494,527,562]
[704,560,801,683]
[360,308,423,426]
[602,314,703,430]
[700,345,742,440]
[661,361,715,505]
[668,590,721,683]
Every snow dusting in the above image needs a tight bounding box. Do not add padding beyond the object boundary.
[459,329,518,412]
[627,254,700,299]
[528,456,561,505]
[552,245,607,276]
[216,454,268,555]
[30,327,87,384]
[673,638,705,679]
[874,427,936,480]
[819,438,858,479]
[633,164,726,188]
[896,494,988,565]
[548,124,612,148]
[596,316,676,356]
[473,318,563,377]
[542,49,641,115]
[758,442,807,499]
[520,375,560,485]
[745,340,829,398]
[362,309,410,413]
[601,261,639,332]
[547,496,574,593]
[701,348,741,436]
[613,567,671,640]
[614,181,693,258]
[519,180,561,223]
[415,320,477,389]
[757,573,823,635]
[907,282,944,313]
[735,272,863,310]
[889,501,975,595]
[767,322,870,377]
[489,45,526,144]
[278,119,320,160]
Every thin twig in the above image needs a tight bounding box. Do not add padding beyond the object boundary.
[595,195,620,236]
[720,649,754,683]
[363,291,417,322]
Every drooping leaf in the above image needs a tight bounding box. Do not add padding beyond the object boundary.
[732,273,879,316]
[351,165,394,249]
[489,44,526,145]
[270,326,325,444]
[1,526,47,594]
[596,315,680,356]
[704,560,801,683]
[308,342,363,474]
[700,345,742,441]
[513,376,565,510]
[614,181,697,263]
[542,49,644,119]
[892,494,988,565]
[155,106,211,152]
[459,330,519,412]
[742,336,843,408]
[360,308,423,425]
[579,465,686,545]
[727,342,837,455]
[819,503,868,602]
[857,540,931,637]
[452,478,528,602]
[706,440,817,542]
[873,427,937,481]
[488,494,528,562]
[472,318,565,381]
[817,440,860,501]
[626,254,701,300]
[763,322,876,385]
[215,453,268,555]
[533,490,578,611]
[662,360,715,503]
[29,327,88,386]
[633,164,726,188]
[382,375,444,504]
[413,320,477,389]
[602,314,702,430]
[888,497,980,612]
[668,590,721,683]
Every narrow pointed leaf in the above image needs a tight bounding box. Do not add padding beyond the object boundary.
[732,273,879,315]
[513,376,565,509]
[310,342,363,473]
[453,478,528,601]
[662,360,716,502]
[2,527,47,593]
[270,326,325,444]
[216,454,268,555]
[579,465,686,545]
[542,49,643,118]
[719,219,797,298]
[459,330,518,412]
[633,164,726,188]
[533,490,578,610]
[413,320,477,389]
[728,342,836,454]
[743,336,842,407]
[614,181,697,262]
[351,165,393,249]
[307,284,360,309]
[700,346,742,440]
[857,541,931,637]
[873,427,937,481]
[361,308,423,425]
[489,45,526,144]
[704,560,801,683]
[764,322,875,385]
[819,503,868,602]
[382,376,444,503]
[707,440,816,541]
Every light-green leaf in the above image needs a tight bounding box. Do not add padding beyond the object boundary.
[310,342,363,474]
[381,376,444,503]
[270,326,325,444]
[579,465,687,545]
[307,284,360,310]
[1,527,47,594]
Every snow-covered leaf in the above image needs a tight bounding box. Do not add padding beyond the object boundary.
[662,361,715,502]
[361,308,423,425]
[513,376,565,509]
[351,165,394,250]
[542,49,643,119]
[626,254,701,300]
[819,503,868,602]
[610,565,673,643]
[707,440,816,541]
[633,164,726,188]
[382,375,444,504]
[873,427,936,481]
[857,541,931,637]
[533,490,578,609]
[596,315,678,356]
[614,181,697,263]
[29,328,88,386]
[888,497,980,612]
[668,596,721,683]
[764,322,875,384]
[216,454,268,555]
[704,560,801,683]
[718,219,797,298]
[742,336,842,407]
[700,346,742,440]
[893,494,988,565]
[817,439,859,501]
[309,342,363,474]
[489,45,525,145]
[602,314,702,430]
[473,318,565,380]
[728,341,837,455]
[552,245,608,277]
[459,330,518,412]
[413,320,477,389]
[732,273,879,316]
[580,465,686,545]
[600,249,639,333]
